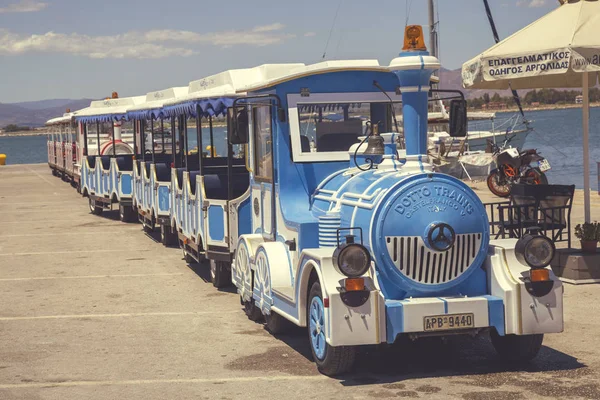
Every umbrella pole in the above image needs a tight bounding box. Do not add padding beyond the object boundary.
[583,71,591,223]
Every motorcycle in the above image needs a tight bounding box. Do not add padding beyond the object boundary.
[486,134,550,197]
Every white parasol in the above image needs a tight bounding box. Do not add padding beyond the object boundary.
[462,0,599,222]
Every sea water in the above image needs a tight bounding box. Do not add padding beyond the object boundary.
[1,108,598,190]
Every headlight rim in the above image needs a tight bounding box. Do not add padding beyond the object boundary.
[515,233,556,269]
[333,243,371,278]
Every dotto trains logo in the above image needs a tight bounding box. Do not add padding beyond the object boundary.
[197,78,216,90]
[394,185,474,219]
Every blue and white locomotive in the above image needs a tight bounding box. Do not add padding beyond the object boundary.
[48,25,564,376]
[225,26,563,375]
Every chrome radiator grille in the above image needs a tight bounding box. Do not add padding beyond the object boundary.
[385,233,483,285]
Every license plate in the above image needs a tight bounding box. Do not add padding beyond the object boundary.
[538,159,551,172]
[423,313,474,332]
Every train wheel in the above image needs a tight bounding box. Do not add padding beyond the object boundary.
[210,260,232,288]
[89,198,103,215]
[143,216,155,233]
[490,330,543,363]
[308,281,356,376]
[244,299,263,322]
[265,311,293,335]
[160,224,177,246]
[119,204,136,223]
[182,248,196,264]
[253,251,271,314]
[234,243,253,302]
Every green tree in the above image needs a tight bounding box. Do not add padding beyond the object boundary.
[483,93,490,104]
[491,92,501,102]
[4,124,20,132]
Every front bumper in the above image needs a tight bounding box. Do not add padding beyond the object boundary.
[385,295,505,343]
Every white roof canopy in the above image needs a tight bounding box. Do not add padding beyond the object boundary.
[164,63,305,107]
[128,87,188,112]
[46,113,74,125]
[75,96,146,119]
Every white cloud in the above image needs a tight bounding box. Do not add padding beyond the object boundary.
[304,32,317,37]
[0,1,47,13]
[516,0,547,7]
[0,23,294,59]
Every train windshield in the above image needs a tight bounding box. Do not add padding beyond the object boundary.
[292,97,403,161]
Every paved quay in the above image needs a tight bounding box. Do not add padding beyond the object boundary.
[2,163,600,400]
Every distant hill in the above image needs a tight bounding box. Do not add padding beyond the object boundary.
[438,67,517,99]
[0,99,93,128]
[13,99,83,111]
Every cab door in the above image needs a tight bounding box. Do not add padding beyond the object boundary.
[251,105,275,241]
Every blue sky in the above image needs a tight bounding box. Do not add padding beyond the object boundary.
[0,0,559,103]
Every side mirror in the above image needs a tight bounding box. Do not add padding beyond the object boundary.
[229,107,249,145]
[277,108,286,123]
[449,99,467,138]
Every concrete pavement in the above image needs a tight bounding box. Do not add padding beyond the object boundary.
[1,164,600,400]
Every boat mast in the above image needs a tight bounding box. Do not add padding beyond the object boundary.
[428,0,438,65]
[428,0,445,116]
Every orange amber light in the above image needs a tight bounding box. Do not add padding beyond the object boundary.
[402,25,427,51]
[345,278,365,291]
[531,269,550,282]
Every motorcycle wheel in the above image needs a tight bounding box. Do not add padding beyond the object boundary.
[522,168,548,185]
[487,169,511,198]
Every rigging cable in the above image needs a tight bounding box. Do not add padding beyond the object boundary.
[322,0,343,59]
[482,0,527,122]
[405,0,413,27]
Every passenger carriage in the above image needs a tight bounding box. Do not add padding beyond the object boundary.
[126,87,187,240]
[159,64,303,284]
[46,111,75,180]
[76,94,145,221]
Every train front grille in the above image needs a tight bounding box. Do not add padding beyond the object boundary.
[385,233,483,285]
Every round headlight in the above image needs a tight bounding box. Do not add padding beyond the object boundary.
[515,234,555,268]
[333,244,371,278]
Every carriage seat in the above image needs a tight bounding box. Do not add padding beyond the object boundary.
[203,173,249,200]
[115,155,133,172]
[100,156,111,170]
[155,163,171,182]
[86,156,96,169]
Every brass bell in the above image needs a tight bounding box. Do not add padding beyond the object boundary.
[363,123,385,155]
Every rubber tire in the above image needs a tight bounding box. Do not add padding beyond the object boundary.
[490,330,544,363]
[181,244,197,264]
[244,299,263,322]
[89,198,103,215]
[265,311,293,335]
[160,224,177,246]
[210,260,232,288]
[487,169,511,198]
[522,167,548,185]
[307,281,356,376]
[119,204,136,223]
[143,217,155,233]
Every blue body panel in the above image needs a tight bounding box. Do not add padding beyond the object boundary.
[208,205,225,241]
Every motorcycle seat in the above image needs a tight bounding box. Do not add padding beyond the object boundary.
[520,149,537,156]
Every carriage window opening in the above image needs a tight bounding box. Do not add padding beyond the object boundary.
[254,106,272,181]
[190,116,226,158]
[297,101,403,153]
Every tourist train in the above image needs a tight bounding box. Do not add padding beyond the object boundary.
[45,26,563,375]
